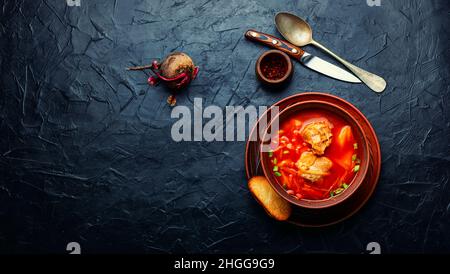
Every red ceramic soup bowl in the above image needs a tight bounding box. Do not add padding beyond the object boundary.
[260,100,370,209]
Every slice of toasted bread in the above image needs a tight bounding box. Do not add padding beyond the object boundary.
[248,176,292,221]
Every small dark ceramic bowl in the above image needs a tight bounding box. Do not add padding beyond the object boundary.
[259,100,370,210]
[256,50,293,86]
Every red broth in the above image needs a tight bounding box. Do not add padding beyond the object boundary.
[269,109,362,200]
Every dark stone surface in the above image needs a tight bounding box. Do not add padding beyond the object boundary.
[0,0,449,253]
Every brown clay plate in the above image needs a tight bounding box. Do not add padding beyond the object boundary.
[245,92,381,227]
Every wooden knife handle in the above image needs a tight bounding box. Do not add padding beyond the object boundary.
[245,29,305,59]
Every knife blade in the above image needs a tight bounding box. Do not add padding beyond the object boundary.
[245,30,361,83]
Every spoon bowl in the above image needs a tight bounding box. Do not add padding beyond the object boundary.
[275,12,313,47]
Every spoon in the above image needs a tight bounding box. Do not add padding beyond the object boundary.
[275,12,387,93]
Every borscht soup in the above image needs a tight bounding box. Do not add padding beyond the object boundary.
[268,108,362,201]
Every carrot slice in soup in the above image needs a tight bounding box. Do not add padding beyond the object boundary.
[337,126,353,149]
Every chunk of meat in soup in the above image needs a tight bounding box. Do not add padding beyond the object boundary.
[296,151,333,182]
[301,120,333,155]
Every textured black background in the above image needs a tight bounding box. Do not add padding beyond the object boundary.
[0,0,449,254]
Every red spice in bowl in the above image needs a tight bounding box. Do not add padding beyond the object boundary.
[261,54,288,80]
[256,50,293,85]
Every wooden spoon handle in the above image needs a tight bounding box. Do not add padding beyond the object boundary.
[245,29,305,60]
